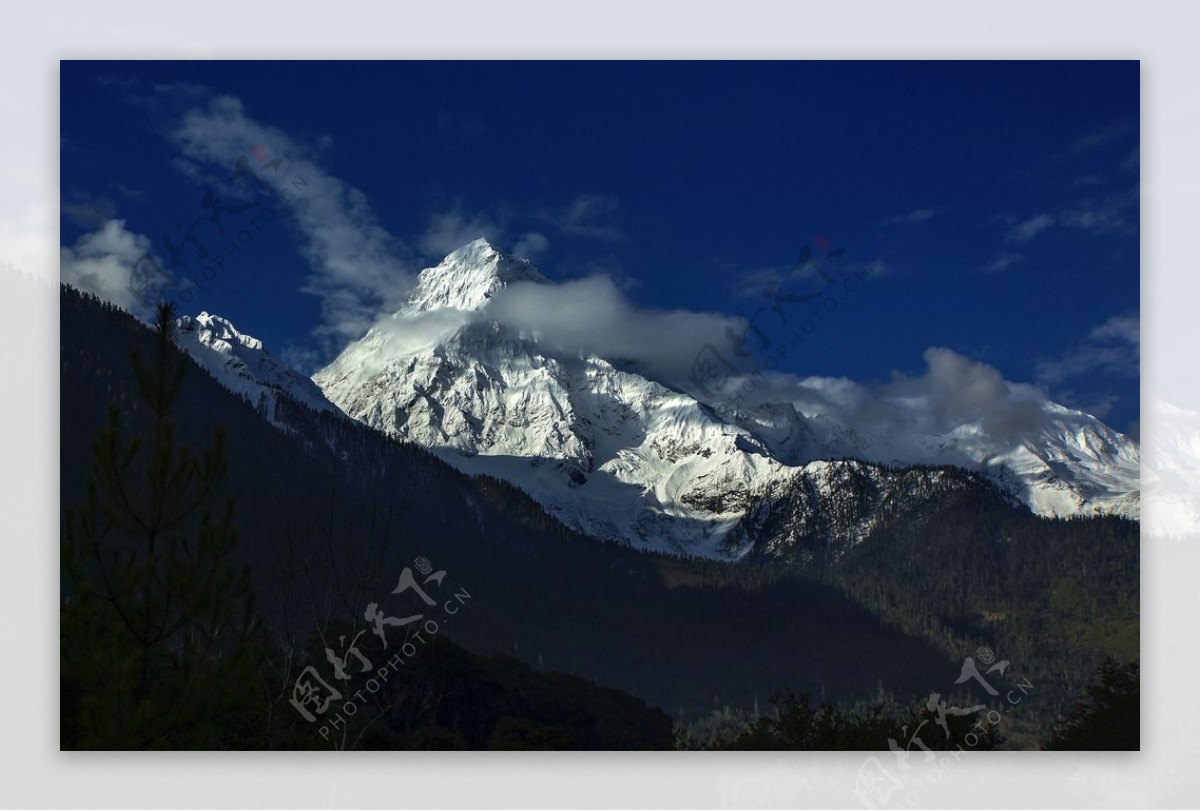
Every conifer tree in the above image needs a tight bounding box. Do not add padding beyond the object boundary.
[62,301,261,749]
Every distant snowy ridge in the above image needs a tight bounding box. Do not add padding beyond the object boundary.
[175,312,338,421]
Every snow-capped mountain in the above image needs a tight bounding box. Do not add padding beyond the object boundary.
[314,241,792,557]
[733,396,1140,520]
[176,312,338,419]
[313,239,1140,558]
[933,404,1140,519]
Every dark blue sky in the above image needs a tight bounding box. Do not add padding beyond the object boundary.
[60,61,1140,434]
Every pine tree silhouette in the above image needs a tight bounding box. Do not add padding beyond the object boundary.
[62,301,262,749]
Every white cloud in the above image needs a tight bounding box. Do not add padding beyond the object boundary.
[60,219,170,320]
[1000,188,1137,246]
[1036,312,1140,388]
[982,252,1025,274]
[1007,214,1055,243]
[512,231,550,260]
[888,347,1046,439]
[479,279,1045,446]
[1090,312,1140,347]
[483,275,731,382]
[279,342,323,375]
[1060,188,1138,236]
[715,347,1049,455]
[168,93,414,349]
[1033,312,1139,419]
[114,183,146,200]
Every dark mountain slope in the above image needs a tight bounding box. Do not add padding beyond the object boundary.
[60,286,955,724]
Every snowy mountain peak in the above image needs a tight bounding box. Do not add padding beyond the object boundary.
[403,238,549,314]
[175,311,337,418]
[445,236,502,264]
[182,311,264,352]
[314,240,1140,558]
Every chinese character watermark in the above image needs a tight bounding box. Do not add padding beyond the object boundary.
[127,145,309,311]
[286,555,474,746]
[853,647,1034,809]
[690,235,875,420]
